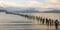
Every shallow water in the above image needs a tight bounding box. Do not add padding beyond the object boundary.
[0,12,60,30]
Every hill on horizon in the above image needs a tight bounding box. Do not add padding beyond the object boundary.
[13,8,40,13]
[42,9,60,13]
[0,9,7,12]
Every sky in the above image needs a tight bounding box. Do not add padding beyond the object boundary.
[0,0,60,9]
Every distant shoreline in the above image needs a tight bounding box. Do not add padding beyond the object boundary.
[15,11,60,13]
[38,12,60,13]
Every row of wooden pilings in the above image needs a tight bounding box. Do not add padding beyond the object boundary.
[16,13,59,29]
[6,12,60,29]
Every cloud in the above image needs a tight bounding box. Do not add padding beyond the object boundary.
[44,0,60,8]
[49,0,60,3]
[0,0,60,9]
[0,0,44,8]
[0,1,18,7]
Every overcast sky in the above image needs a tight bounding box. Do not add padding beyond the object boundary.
[0,0,60,9]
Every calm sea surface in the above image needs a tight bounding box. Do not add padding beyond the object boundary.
[0,12,60,30]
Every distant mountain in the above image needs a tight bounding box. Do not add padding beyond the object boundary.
[1,7,60,13]
[0,9,7,12]
[0,7,40,13]
[14,8,40,13]
[43,9,60,13]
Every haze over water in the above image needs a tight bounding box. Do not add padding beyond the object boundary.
[0,12,60,30]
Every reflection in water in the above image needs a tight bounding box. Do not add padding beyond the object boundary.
[0,23,57,30]
[0,12,60,30]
